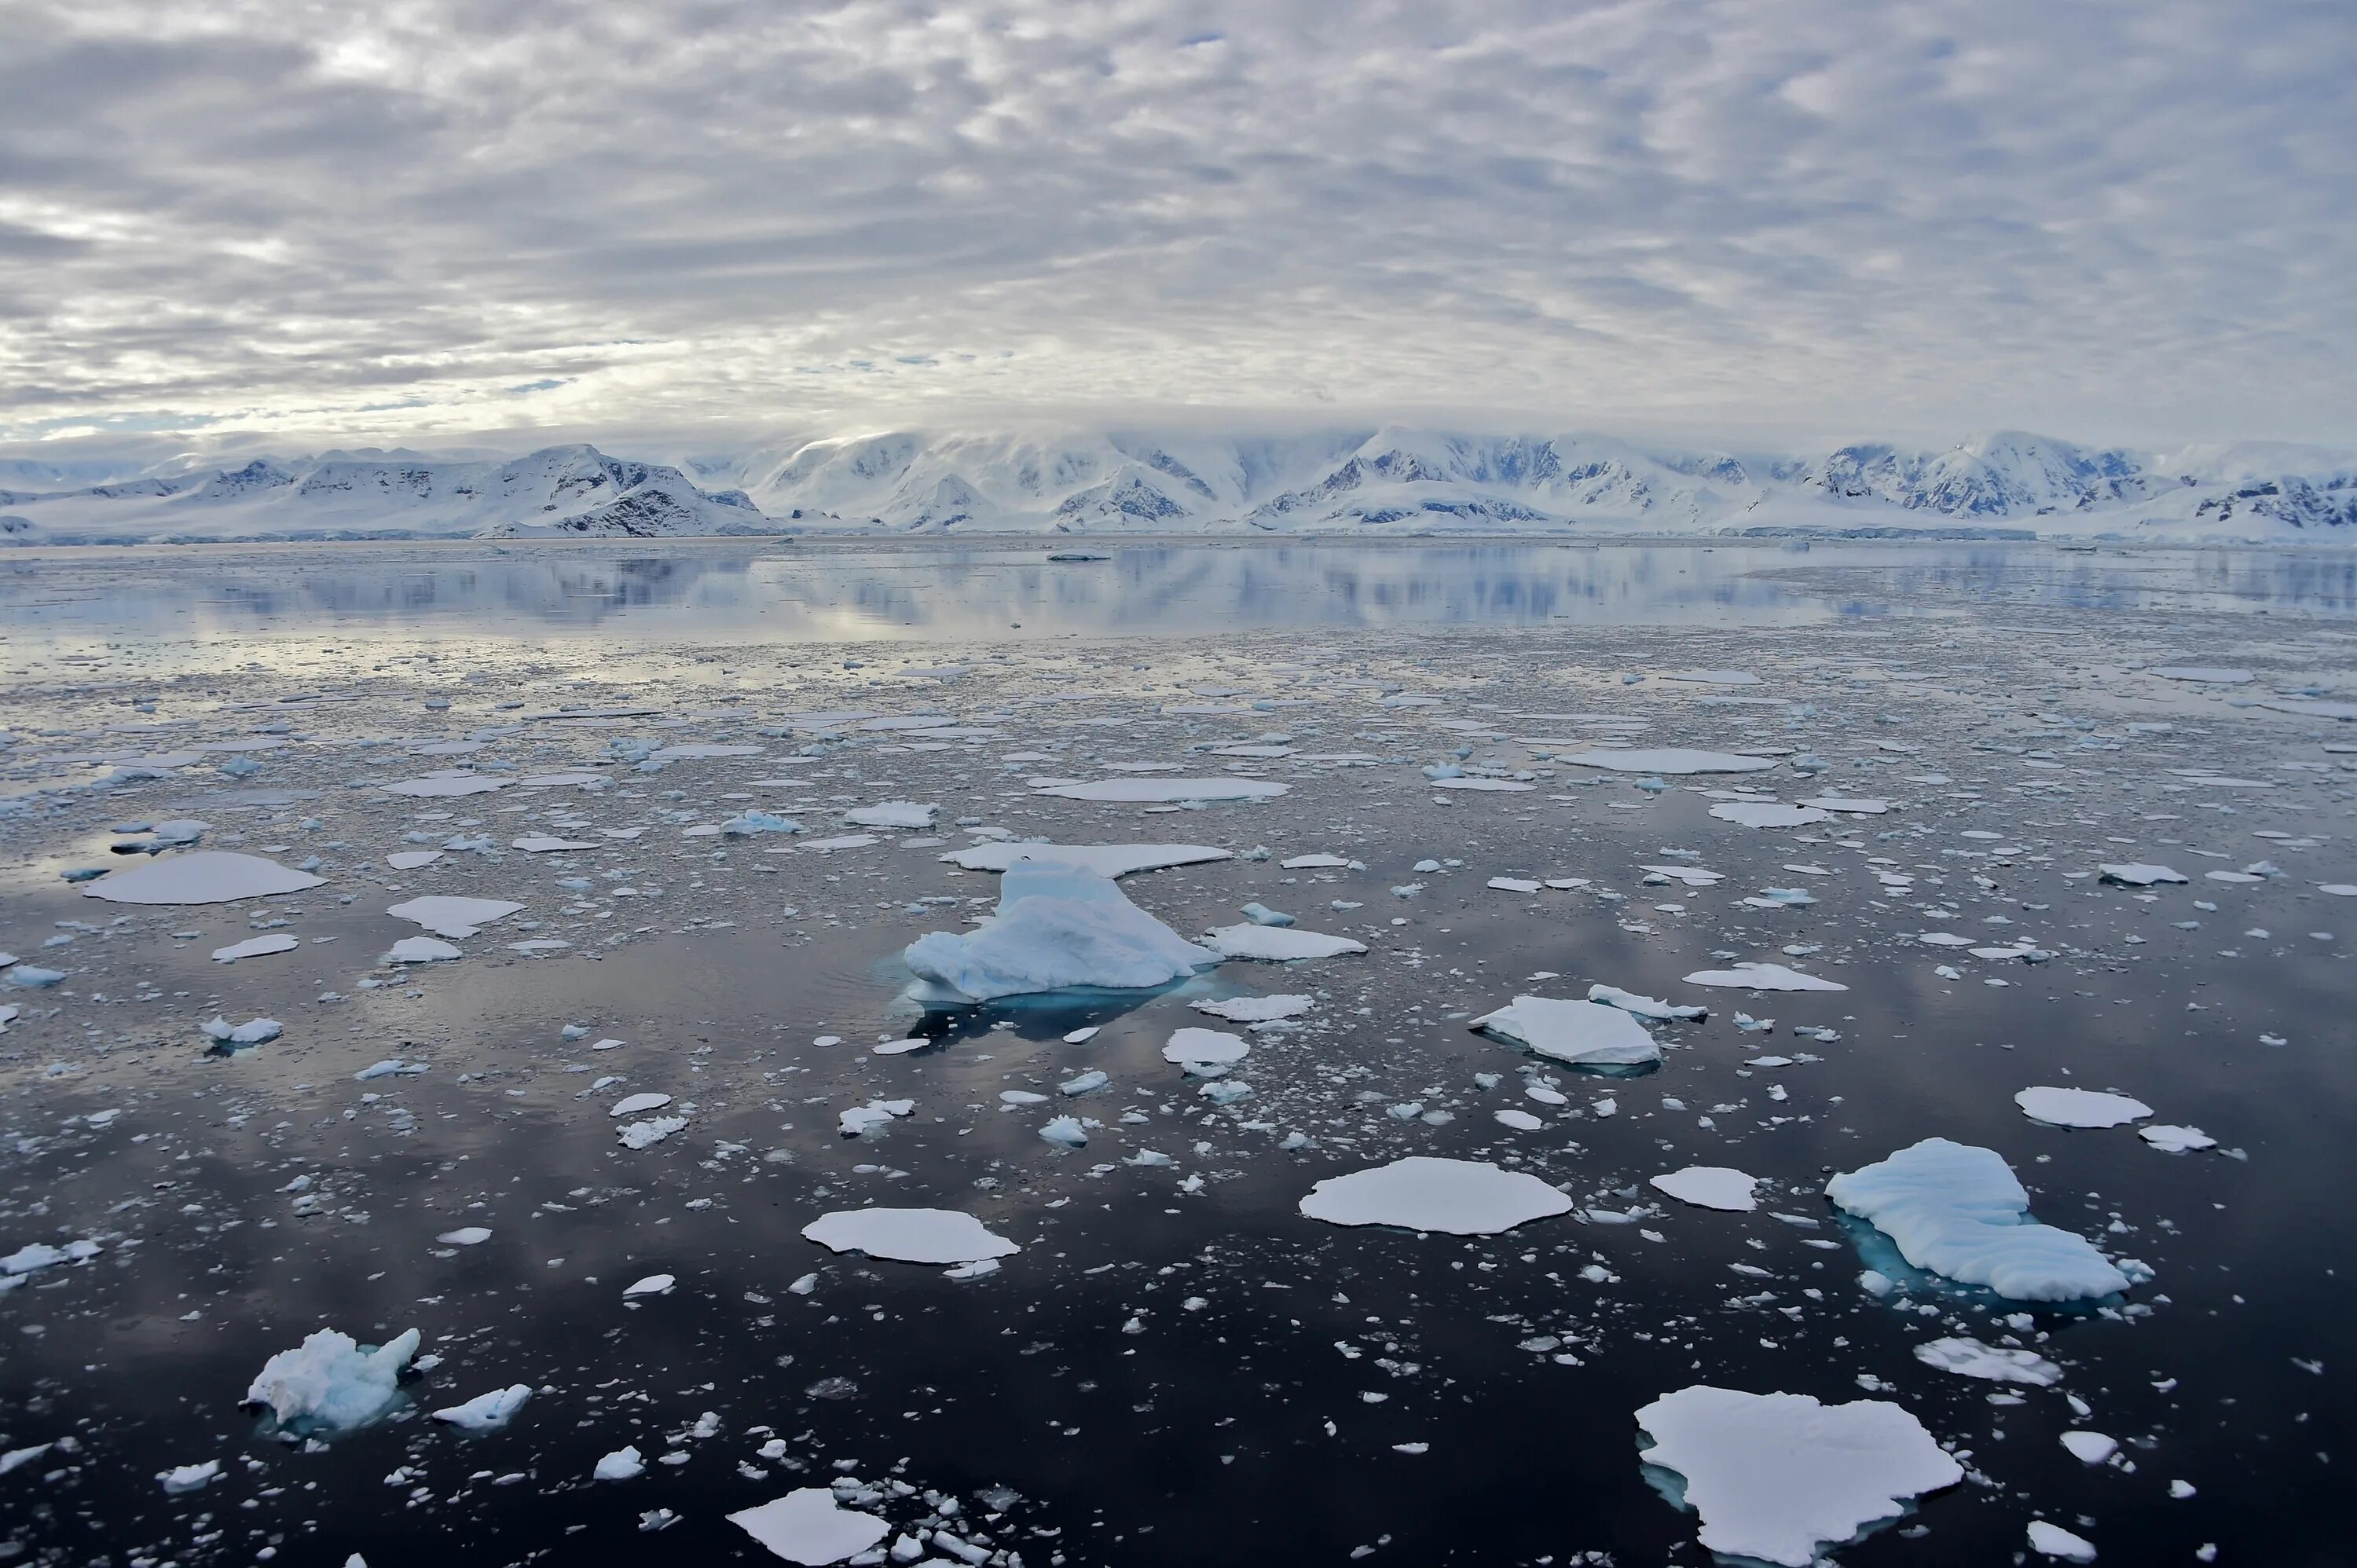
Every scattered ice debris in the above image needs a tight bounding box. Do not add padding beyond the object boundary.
[838,1099,912,1135]
[2060,1431,2118,1465]
[1163,1027,1250,1068]
[1193,992,1314,1022]
[622,1274,675,1299]
[1914,1336,2064,1385]
[202,1016,283,1047]
[942,841,1233,877]
[2027,1520,2100,1561]
[244,1327,422,1432]
[2098,863,2187,887]
[387,896,525,938]
[594,1446,645,1481]
[434,1226,492,1246]
[1587,984,1706,1021]
[2140,1124,2218,1152]
[843,800,937,829]
[211,933,299,964]
[2015,1086,2153,1129]
[158,1460,222,1493]
[1561,748,1775,775]
[1827,1138,2133,1301]
[1650,1167,1761,1211]
[1039,1115,1089,1147]
[82,852,324,905]
[1203,925,1369,961]
[728,1488,892,1566]
[1634,1386,1962,1568]
[1681,962,1847,992]
[432,1385,530,1431]
[617,1116,688,1150]
[1298,1156,1574,1236]
[904,863,1216,1002]
[800,1208,1020,1265]
[383,936,462,964]
[609,1093,674,1119]
[1033,777,1288,802]
[1471,997,1662,1068]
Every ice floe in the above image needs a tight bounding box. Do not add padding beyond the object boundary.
[1633,1385,1962,1568]
[903,863,1216,1002]
[801,1208,1020,1266]
[82,852,324,905]
[1650,1167,1761,1211]
[202,1016,283,1046]
[383,936,461,964]
[381,775,509,797]
[2098,863,2187,886]
[1827,1138,2133,1301]
[431,1385,530,1431]
[244,1328,421,1432]
[616,1116,687,1149]
[843,800,937,829]
[1162,1027,1249,1068]
[1191,993,1314,1023]
[940,841,1232,877]
[2027,1520,2099,1561]
[622,1273,675,1299]
[387,896,524,939]
[1032,777,1288,802]
[1913,1335,2063,1384]
[211,934,298,964]
[1202,925,1367,961]
[1587,984,1706,1021]
[727,1488,891,1566]
[1298,1156,1574,1235]
[1471,997,1662,1068]
[1682,962,1847,992]
[1562,748,1776,774]
[2015,1086,2152,1129]
[1710,801,1834,829]
[2139,1124,2217,1152]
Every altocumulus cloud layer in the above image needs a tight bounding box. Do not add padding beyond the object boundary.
[1,0,2352,447]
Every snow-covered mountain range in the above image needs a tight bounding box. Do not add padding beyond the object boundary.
[4,427,2352,544]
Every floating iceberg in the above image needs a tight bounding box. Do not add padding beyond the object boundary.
[432,1384,531,1430]
[1471,997,1661,1068]
[801,1207,1020,1266]
[244,1327,421,1432]
[903,863,1216,1002]
[1826,1138,2132,1301]
[1682,962,1847,992]
[83,852,323,906]
[1299,1156,1573,1236]
[1634,1385,1962,1568]
[1913,1336,2062,1385]
[1201,925,1367,962]
[728,1488,891,1566]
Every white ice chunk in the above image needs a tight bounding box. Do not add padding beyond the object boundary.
[158,1460,222,1493]
[2015,1086,2152,1129]
[244,1327,421,1431]
[2060,1431,2118,1464]
[2139,1124,2216,1152]
[434,1226,491,1246]
[727,1488,892,1566]
[1634,1385,1962,1568]
[2028,1521,2099,1560]
[383,936,461,964]
[801,1208,1020,1266]
[1191,993,1314,1023]
[617,1115,687,1149]
[1827,1138,2131,1301]
[622,1273,675,1299]
[1561,749,1776,775]
[1710,801,1834,829]
[432,1385,530,1431]
[1651,1167,1761,1211]
[1162,1027,1249,1068]
[1587,984,1706,1021]
[387,850,443,870]
[1798,797,1890,815]
[2098,863,2187,886]
[211,934,299,964]
[387,896,524,938]
[1202,925,1368,962]
[593,1445,644,1481]
[844,800,937,829]
[609,1093,673,1118]
[903,863,1217,1002]
[1298,1156,1573,1236]
[940,841,1233,878]
[1682,962,1847,992]
[202,1015,283,1046]
[1281,853,1353,869]
[82,852,324,905]
[1472,997,1662,1067]
[1032,777,1288,802]
[1914,1336,2063,1384]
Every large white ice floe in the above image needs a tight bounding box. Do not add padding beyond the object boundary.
[383,936,461,965]
[431,1384,531,1431]
[940,841,1233,878]
[1651,1167,1761,1211]
[1298,1156,1573,1236]
[1031,777,1289,802]
[1710,800,1834,830]
[1633,1386,1962,1568]
[1202,924,1368,962]
[387,896,525,938]
[2014,1086,2152,1129]
[1163,1027,1250,1068]
[2097,863,2187,886]
[82,852,324,905]
[1561,748,1776,775]
[1826,1138,2133,1301]
[801,1207,1021,1265]
[244,1328,422,1432]
[1471,997,1662,1068]
[843,800,937,829]
[728,1488,892,1565]
[1191,993,1314,1022]
[1682,962,1848,992]
[1912,1336,2063,1385]
[902,863,1216,1002]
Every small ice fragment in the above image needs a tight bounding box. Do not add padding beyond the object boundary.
[211,933,299,964]
[2099,863,2187,886]
[158,1460,222,1493]
[433,1385,531,1431]
[435,1226,492,1246]
[1650,1167,1760,1212]
[1202,925,1368,961]
[622,1273,675,1298]
[2027,1520,2099,1561]
[1914,1336,2063,1385]
[594,1445,645,1482]
[1059,1069,1109,1095]
[2060,1431,2117,1465]
[1039,1116,1088,1146]
[383,936,462,964]
[618,1115,688,1149]
[2139,1124,2216,1153]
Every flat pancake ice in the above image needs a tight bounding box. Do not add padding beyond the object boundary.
[1202,925,1369,962]
[387,896,526,938]
[1682,962,1848,992]
[727,1489,892,1566]
[1162,1027,1249,1068]
[244,1328,422,1432]
[2098,862,2187,886]
[843,800,937,829]
[1032,777,1290,802]
[940,842,1233,878]
[1191,993,1314,1022]
[82,852,324,905]
[1827,1138,2132,1301]
[1560,748,1777,775]
[211,934,298,963]
[1634,1386,1962,1568]
[1710,800,1834,829]
[2015,1086,2153,1128]
[801,1207,1020,1266]
[1298,1156,1574,1236]
[1588,984,1707,1021]
[1913,1335,2064,1384]
[1472,996,1662,1067]
[903,863,1217,1002]
[1651,1167,1761,1211]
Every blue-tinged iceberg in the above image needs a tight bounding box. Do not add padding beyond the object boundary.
[1826,1138,2132,1302]
[903,862,1217,1002]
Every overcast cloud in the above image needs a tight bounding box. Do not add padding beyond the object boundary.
[1,0,2351,451]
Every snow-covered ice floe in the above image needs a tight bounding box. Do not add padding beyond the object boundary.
[2098,862,2187,886]
[1826,1138,2135,1301]
[1191,992,1314,1022]
[1162,1026,1249,1068]
[1031,777,1289,803]
[1560,748,1776,775]
[940,841,1233,878]
[1201,925,1367,962]
[386,896,525,939]
[842,800,937,829]
[82,852,324,905]
[800,1207,1020,1266]
[244,1328,422,1433]
[1471,996,1662,1068]
[1634,1385,1962,1568]
[727,1488,891,1565]
[903,863,1216,1002]
[1650,1167,1761,1211]
[1913,1335,2063,1385]
[1681,962,1847,992]
[2015,1086,2152,1129]
[1710,801,1834,829]
[1298,1156,1574,1236]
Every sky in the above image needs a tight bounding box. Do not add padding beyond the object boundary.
[1,0,2352,459]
